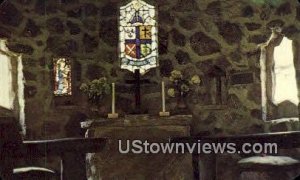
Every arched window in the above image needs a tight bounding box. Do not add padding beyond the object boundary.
[53,58,72,96]
[0,39,25,134]
[260,29,299,121]
[273,37,298,105]
[0,44,14,109]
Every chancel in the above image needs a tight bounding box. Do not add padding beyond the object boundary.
[1,0,300,180]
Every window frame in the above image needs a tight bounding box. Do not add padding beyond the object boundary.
[51,56,76,107]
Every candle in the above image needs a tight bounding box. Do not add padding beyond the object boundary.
[112,83,115,114]
[159,81,170,117]
[108,82,118,119]
[162,81,166,112]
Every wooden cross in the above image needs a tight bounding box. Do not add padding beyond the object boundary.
[125,69,150,114]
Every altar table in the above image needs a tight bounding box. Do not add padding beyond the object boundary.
[81,114,193,179]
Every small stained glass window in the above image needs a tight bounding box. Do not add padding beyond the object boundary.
[53,58,72,96]
[119,0,158,75]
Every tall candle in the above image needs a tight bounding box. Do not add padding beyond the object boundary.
[162,81,166,112]
[112,83,115,114]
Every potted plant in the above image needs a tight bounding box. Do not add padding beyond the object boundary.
[80,77,111,116]
[167,70,201,111]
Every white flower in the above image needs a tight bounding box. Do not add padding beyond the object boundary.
[167,88,176,97]
[190,75,201,85]
[171,70,183,80]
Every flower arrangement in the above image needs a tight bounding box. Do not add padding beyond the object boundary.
[167,70,201,98]
[80,77,111,104]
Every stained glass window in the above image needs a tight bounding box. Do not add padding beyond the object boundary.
[53,58,72,96]
[119,0,158,75]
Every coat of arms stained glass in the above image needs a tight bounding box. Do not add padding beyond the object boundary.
[119,0,158,75]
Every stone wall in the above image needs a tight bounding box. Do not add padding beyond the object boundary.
[1,0,300,177]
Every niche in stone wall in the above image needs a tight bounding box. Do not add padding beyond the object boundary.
[206,65,227,106]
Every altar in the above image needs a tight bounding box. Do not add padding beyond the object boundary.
[80,0,196,179]
[81,114,193,179]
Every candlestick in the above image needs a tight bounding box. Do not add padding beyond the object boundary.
[108,83,118,119]
[162,81,166,112]
[159,81,170,117]
[112,83,115,114]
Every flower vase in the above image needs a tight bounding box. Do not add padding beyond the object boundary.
[177,95,187,109]
[88,103,108,118]
[175,95,189,114]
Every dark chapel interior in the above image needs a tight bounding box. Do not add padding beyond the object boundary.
[1,0,300,179]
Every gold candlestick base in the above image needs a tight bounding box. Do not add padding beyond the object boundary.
[159,111,170,117]
[108,113,119,119]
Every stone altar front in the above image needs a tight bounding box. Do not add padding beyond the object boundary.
[81,114,193,179]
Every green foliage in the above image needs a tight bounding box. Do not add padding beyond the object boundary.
[80,77,111,104]
[167,70,201,98]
